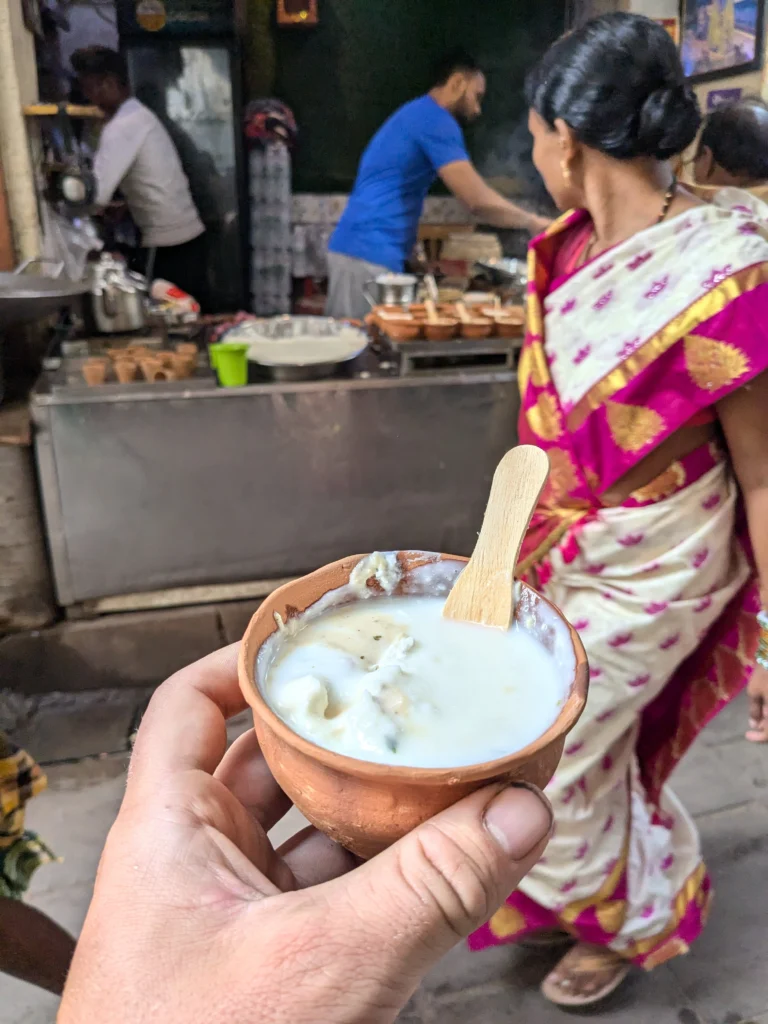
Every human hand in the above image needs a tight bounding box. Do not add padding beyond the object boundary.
[528,213,552,236]
[746,663,768,742]
[59,644,552,1024]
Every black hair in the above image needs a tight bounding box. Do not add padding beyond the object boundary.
[526,13,700,161]
[432,49,482,88]
[699,98,768,181]
[71,46,129,89]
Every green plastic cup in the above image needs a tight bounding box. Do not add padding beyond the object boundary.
[209,342,249,387]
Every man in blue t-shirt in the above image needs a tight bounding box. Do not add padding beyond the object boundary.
[326,50,549,319]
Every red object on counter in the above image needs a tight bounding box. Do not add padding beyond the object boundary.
[150,278,200,314]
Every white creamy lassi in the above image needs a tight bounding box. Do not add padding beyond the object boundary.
[260,555,569,768]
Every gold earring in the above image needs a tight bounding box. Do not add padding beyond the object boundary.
[560,159,572,182]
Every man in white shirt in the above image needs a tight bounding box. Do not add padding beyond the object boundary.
[71,47,207,305]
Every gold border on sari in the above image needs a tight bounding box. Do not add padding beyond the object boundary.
[566,263,768,432]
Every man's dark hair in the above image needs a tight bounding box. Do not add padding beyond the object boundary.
[699,98,768,181]
[432,49,481,88]
[71,46,129,88]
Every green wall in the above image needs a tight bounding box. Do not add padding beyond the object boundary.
[272,1,565,193]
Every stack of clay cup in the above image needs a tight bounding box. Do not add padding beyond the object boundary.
[368,300,525,342]
[86,342,200,384]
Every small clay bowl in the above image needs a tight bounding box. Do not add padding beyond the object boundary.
[407,304,428,320]
[424,316,459,341]
[459,316,494,340]
[82,358,108,386]
[494,315,526,339]
[114,358,137,383]
[239,551,588,859]
[374,305,409,318]
[380,316,422,342]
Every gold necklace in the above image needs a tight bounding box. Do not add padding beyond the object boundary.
[580,178,677,267]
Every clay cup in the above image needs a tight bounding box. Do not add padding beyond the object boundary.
[239,550,588,859]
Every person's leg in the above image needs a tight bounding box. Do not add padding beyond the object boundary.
[0,896,76,995]
[325,252,388,321]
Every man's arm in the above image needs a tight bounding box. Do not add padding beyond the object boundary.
[92,122,141,209]
[439,160,550,234]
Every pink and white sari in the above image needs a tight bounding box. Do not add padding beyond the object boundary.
[470,204,768,968]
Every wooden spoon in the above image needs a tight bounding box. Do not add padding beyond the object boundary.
[443,445,550,630]
[424,298,438,324]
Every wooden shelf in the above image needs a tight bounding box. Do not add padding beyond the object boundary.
[23,104,103,119]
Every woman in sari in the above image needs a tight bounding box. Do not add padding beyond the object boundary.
[469,12,768,1007]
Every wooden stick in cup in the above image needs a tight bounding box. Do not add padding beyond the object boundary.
[443,445,550,630]
[456,302,472,324]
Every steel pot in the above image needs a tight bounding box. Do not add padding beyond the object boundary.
[85,254,147,334]
[363,273,418,308]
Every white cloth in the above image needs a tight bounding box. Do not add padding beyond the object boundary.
[94,98,204,248]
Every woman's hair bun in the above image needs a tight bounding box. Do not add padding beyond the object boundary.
[636,84,700,160]
[526,12,702,162]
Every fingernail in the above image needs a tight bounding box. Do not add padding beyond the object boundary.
[484,783,554,860]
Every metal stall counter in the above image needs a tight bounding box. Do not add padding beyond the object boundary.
[31,356,520,615]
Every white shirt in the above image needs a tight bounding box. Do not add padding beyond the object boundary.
[94,98,204,248]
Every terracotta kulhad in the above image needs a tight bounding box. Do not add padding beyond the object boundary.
[239,550,588,859]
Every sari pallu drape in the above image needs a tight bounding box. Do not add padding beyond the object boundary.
[470,205,768,967]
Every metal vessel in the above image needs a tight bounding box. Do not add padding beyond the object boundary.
[85,254,147,334]
[363,273,419,308]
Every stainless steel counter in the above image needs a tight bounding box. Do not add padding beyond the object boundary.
[31,368,519,609]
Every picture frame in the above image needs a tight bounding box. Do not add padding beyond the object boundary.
[276,0,318,27]
[680,0,765,83]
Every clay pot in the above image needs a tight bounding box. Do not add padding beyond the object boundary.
[461,319,494,339]
[82,358,108,386]
[380,316,422,342]
[149,366,176,382]
[139,356,175,381]
[374,305,409,318]
[171,352,196,378]
[239,551,588,859]
[175,342,198,357]
[424,317,459,341]
[407,304,428,320]
[125,344,151,359]
[494,315,525,339]
[114,358,137,383]
[139,356,161,381]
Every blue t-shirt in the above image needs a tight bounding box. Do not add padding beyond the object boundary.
[329,95,469,272]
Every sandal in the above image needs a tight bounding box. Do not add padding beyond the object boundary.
[540,942,631,1007]
[518,929,573,949]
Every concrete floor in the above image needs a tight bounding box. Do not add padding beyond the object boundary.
[2,694,768,1024]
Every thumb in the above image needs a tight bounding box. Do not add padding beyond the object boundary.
[324,783,552,996]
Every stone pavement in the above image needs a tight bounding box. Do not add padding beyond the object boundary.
[2,690,767,1024]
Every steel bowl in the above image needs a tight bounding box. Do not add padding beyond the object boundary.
[232,316,369,382]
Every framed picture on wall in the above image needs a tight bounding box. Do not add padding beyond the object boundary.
[276,0,318,26]
[680,0,765,82]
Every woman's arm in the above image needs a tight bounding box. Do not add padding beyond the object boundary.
[717,372,768,742]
